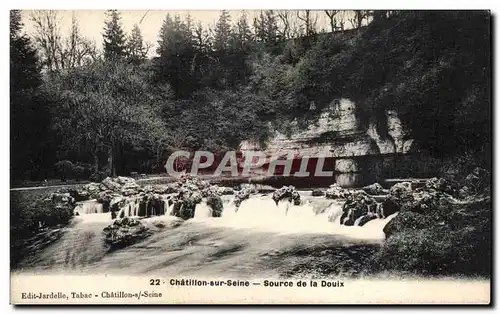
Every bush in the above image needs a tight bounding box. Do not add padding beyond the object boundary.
[373,193,491,276]
[89,171,107,182]
[373,225,490,276]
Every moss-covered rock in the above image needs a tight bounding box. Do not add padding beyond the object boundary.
[340,191,379,226]
[102,217,151,250]
[272,185,301,205]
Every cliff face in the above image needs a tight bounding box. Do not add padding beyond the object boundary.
[240,98,415,186]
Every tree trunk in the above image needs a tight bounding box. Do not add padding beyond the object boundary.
[93,154,99,173]
[92,147,99,173]
[107,144,116,177]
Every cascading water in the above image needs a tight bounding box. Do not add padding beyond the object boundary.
[21,189,396,277]
[74,191,396,241]
[74,200,103,215]
[193,194,396,240]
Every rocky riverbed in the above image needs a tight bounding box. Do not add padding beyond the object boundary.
[11,167,491,278]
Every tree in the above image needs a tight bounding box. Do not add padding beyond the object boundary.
[155,13,197,97]
[214,10,232,52]
[46,61,169,176]
[234,11,253,46]
[297,10,317,37]
[349,10,371,29]
[324,10,339,32]
[254,10,279,44]
[103,10,127,61]
[30,10,63,72]
[126,24,149,64]
[11,10,52,181]
[62,14,98,68]
[277,10,292,40]
[30,11,97,71]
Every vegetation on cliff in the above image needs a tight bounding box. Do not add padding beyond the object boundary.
[11,10,490,183]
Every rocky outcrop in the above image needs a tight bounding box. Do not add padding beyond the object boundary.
[102,217,151,249]
[217,186,235,195]
[311,189,325,196]
[325,184,352,199]
[167,174,224,220]
[272,186,301,206]
[362,183,388,195]
[354,212,378,227]
[340,191,380,226]
[460,167,491,197]
[239,99,414,187]
[233,184,258,210]
[425,177,457,195]
[37,192,76,226]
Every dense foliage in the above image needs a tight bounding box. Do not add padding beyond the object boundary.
[10,10,491,183]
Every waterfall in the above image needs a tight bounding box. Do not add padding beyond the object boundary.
[74,191,395,240]
[75,201,103,215]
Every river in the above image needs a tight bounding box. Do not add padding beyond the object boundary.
[14,192,397,278]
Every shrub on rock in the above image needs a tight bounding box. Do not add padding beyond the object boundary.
[233,186,256,209]
[340,191,378,226]
[272,186,301,206]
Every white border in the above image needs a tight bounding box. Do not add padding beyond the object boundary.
[1,1,498,312]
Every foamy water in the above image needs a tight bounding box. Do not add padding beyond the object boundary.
[193,195,396,240]
[74,192,396,241]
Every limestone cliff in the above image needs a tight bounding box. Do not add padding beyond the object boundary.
[240,98,415,186]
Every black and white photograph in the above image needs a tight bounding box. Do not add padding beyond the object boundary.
[9,8,492,304]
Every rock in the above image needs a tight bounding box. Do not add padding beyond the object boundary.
[381,198,400,218]
[400,190,456,216]
[311,189,325,197]
[102,217,151,249]
[96,190,119,212]
[340,191,379,226]
[233,186,257,209]
[121,182,141,196]
[82,182,101,198]
[389,182,413,202]
[206,195,224,217]
[362,183,387,195]
[272,186,301,205]
[425,177,457,195]
[383,211,436,239]
[355,212,378,226]
[116,176,136,185]
[463,167,490,195]
[152,184,177,194]
[141,185,154,193]
[101,177,122,191]
[134,193,166,217]
[217,186,235,195]
[56,187,90,202]
[35,192,76,227]
[73,190,90,202]
[325,183,352,199]
[170,187,203,220]
[109,196,125,216]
